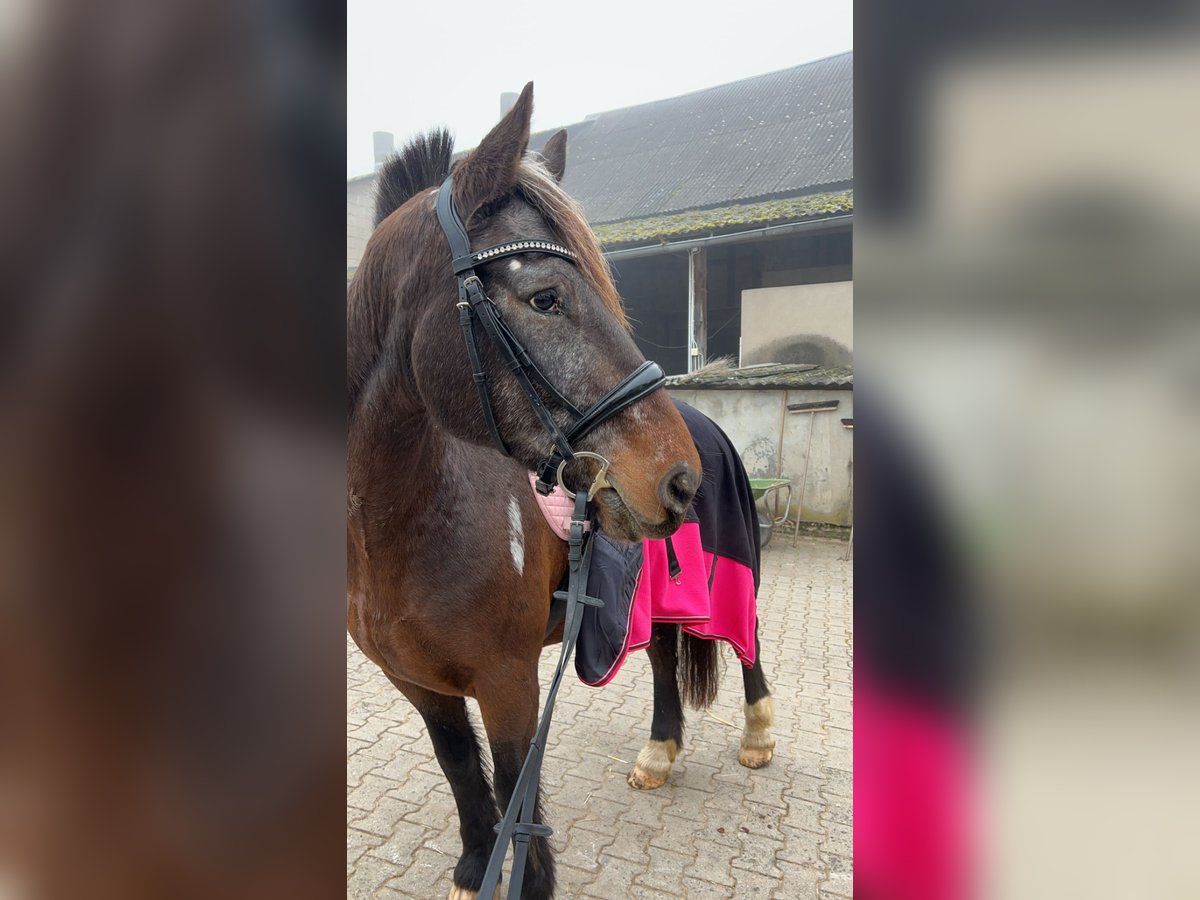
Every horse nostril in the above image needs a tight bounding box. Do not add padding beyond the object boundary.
[658,463,699,516]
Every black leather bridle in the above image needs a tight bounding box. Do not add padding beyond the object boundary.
[435,176,666,494]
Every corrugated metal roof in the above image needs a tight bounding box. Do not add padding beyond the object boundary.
[533,52,853,225]
[666,363,853,391]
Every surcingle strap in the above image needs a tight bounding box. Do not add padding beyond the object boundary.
[664,537,682,579]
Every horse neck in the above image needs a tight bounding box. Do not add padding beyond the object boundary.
[350,399,441,532]
[349,215,504,525]
[348,284,448,521]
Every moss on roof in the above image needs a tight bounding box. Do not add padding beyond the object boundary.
[666,363,853,390]
[592,190,852,248]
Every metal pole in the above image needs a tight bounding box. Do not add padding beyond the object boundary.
[687,249,697,373]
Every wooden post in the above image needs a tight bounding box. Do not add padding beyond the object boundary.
[687,247,708,372]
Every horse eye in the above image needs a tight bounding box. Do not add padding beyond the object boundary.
[529,290,559,313]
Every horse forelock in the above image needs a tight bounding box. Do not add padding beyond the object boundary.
[514,159,628,329]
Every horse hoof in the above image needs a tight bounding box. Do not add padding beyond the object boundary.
[627,765,668,790]
[628,739,678,790]
[738,747,774,769]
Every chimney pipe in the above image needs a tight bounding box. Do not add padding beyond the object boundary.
[499,92,518,116]
[372,131,395,171]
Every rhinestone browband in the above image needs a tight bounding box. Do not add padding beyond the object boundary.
[472,240,577,263]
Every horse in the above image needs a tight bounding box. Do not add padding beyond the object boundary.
[347,84,776,900]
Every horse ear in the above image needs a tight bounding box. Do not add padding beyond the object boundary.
[452,82,534,221]
[541,129,567,182]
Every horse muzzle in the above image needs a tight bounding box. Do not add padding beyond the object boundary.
[591,460,699,542]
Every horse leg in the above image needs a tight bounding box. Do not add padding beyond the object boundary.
[387,678,499,900]
[476,670,556,900]
[628,623,684,790]
[739,622,776,768]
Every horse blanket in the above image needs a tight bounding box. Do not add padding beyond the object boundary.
[537,401,761,686]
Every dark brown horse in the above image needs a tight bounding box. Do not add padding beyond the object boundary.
[347,85,775,899]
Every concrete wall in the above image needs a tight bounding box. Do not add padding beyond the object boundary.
[347,176,376,272]
[740,281,853,367]
[669,388,854,527]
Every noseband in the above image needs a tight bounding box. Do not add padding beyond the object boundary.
[435,176,666,494]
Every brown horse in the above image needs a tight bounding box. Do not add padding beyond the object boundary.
[347,85,774,899]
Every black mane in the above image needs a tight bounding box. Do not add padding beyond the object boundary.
[373,129,455,227]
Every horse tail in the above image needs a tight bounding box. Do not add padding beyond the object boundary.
[677,631,720,710]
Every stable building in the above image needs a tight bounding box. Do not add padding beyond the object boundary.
[542,52,853,376]
[348,52,853,377]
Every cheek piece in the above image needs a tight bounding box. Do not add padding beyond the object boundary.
[435,175,666,494]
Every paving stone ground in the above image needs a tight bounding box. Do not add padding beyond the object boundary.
[348,534,852,899]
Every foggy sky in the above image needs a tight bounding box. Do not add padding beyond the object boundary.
[347,0,852,177]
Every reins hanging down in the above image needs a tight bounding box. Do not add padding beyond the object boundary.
[478,489,602,899]
[435,177,666,494]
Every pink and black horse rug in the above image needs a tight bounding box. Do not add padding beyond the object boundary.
[540,400,761,686]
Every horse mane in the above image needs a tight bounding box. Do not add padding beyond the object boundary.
[373,129,454,227]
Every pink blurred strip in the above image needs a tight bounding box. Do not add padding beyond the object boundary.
[856,670,974,900]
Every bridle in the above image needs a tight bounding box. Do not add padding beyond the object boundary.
[435,176,666,496]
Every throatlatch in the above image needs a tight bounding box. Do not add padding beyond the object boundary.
[478,489,603,899]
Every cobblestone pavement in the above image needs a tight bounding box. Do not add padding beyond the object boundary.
[348,535,852,899]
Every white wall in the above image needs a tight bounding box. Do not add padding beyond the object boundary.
[669,388,854,527]
[740,281,853,367]
[347,176,376,272]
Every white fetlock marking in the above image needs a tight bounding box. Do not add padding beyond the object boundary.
[741,697,776,751]
[634,738,679,778]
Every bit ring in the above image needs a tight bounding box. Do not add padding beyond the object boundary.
[555,451,611,500]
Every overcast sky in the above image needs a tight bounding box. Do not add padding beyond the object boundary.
[347,0,852,177]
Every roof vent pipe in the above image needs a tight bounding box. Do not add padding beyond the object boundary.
[372,131,394,171]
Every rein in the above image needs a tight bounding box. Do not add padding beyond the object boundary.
[478,489,601,898]
[435,177,666,494]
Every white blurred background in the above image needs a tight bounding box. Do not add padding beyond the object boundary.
[857,15,1200,899]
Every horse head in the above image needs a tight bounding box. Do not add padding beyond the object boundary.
[362,84,700,541]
